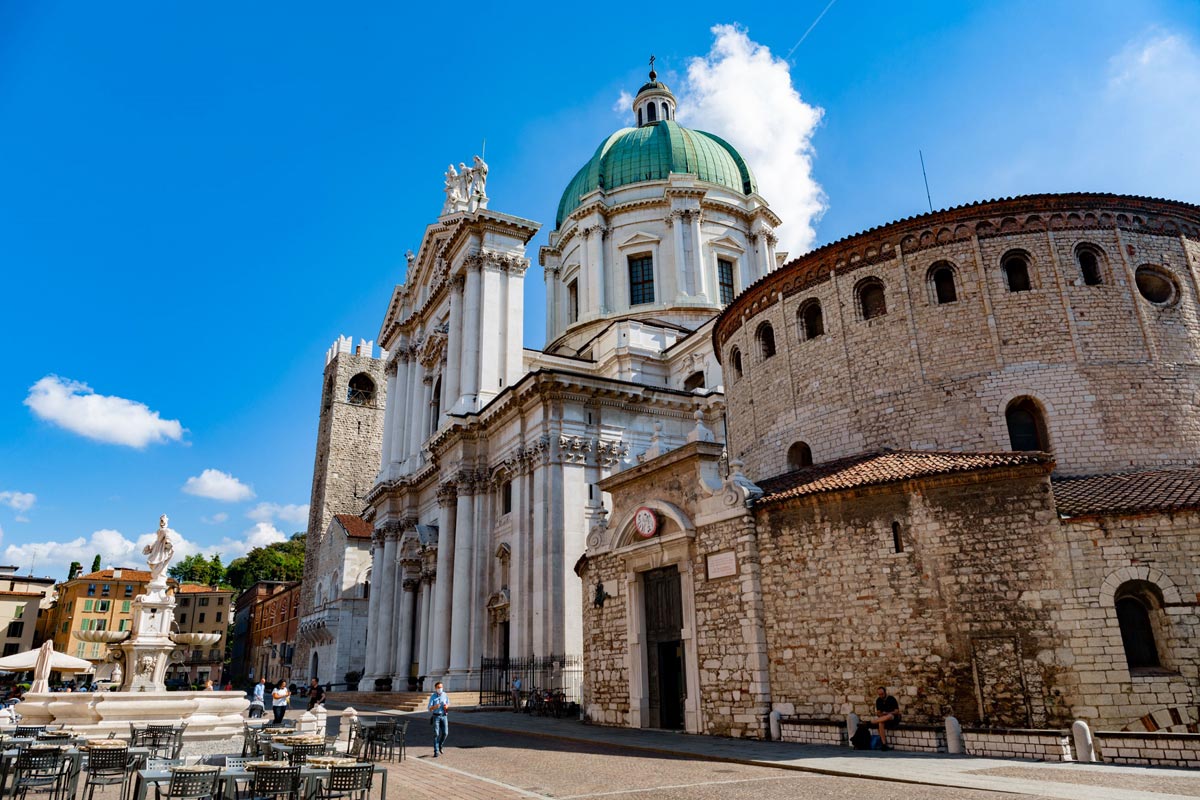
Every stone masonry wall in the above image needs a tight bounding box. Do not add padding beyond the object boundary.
[580,553,631,727]
[755,468,1074,728]
[719,207,1200,480]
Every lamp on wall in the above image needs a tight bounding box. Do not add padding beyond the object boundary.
[593,580,611,609]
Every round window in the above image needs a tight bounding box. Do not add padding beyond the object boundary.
[1135,265,1178,306]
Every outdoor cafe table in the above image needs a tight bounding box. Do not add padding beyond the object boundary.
[134,763,388,800]
[0,746,149,800]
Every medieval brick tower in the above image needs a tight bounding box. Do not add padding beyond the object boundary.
[294,335,387,682]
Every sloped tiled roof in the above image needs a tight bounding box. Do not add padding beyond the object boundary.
[334,514,373,540]
[177,583,231,594]
[756,450,1052,505]
[78,569,151,582]
[1052,467,1200,518]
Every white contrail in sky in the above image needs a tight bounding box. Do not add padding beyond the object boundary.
[786,0,840,59]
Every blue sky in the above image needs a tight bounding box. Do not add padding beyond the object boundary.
[2,1,1199,578]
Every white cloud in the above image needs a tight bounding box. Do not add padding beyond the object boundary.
[612,90,633,115]
[247,502,309,526]
[678,24,826,254]
[4,528,141,578]
[182,469,255,502]
[24,376,185,449]
[0,491,35,522]
[212,522,287,562]
[201,512,229,525]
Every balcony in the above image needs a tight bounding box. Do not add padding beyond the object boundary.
[297,609,338,644]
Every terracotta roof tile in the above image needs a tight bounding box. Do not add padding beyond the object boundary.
[177,583,231,594]
[77,569,151,582]
[756,449,1052,505]
[1052,467,1200,518]
[334,514,373,539]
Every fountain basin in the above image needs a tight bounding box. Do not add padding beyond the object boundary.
[15,691,249,740]
[168,633,221,647]
[74,630,131,644]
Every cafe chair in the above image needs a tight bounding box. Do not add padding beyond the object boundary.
[316,765,372,800]
[155,766,222,800]
[241,765,301,800]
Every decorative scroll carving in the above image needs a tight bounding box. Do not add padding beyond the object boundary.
[559,435,592,465]
[595,439,629,468]
[436,482,458,506]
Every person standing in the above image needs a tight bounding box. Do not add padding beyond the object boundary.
[249,678,266,718]
[271,679,291,725]
[511,677,522,712]
[871,686,901,750]
[427,681,450,757]
[307,678,326,710]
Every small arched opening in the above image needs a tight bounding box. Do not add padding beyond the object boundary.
[786,441,813,471]
[928,262,958,304]
[683,371,706,392]
[1115,580,1168,673]
[1075,243,1105,286]
[347,373,376,406]
[857,278,887,320]
[730,347,743,380]
[1005,396,1050,452]
[798,300,824,340]
[1001,251,1032,292]
[757,322,776,360]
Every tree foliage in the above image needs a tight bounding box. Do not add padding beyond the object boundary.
[225,533,306,591]
[169,553,226,586]
[90,554,102,573]
[67,562,82,581]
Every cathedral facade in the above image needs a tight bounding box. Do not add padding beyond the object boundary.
[357,71,784,692]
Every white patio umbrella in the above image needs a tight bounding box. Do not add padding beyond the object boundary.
[0,641,94,691]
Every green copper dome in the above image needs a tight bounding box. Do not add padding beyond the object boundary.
[555,121,757,228]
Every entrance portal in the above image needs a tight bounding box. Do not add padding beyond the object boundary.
[642,566,684,729]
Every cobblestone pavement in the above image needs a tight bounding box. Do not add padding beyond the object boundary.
[323,706,1200,800]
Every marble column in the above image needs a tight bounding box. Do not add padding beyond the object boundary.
[388,352,409,473]
[448,476,476,677]
[469,488,489,668]
[429,484,457,679]
[544,267,558,339]
[405,359,425,465]
[766,232,778,273]
[395,577,418,687]
[359,532,386,688]
[590,227,606,314]
[457,259,482,412]
[445,277,463,413]
[690,212,708,301]
[378,363,397,473]
[671,212,688,298]
[415,577,430,675]
[375,530,400,683]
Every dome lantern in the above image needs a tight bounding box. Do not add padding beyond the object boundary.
[632,55,676,127]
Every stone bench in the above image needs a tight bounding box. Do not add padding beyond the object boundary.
[1094,730,1200,768]
[778,717,847,747]
[886,723,948,753]
[962,727,1073,761]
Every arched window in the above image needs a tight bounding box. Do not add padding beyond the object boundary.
[567,279,579,322]
[1005,397,1049,451]
[929,262,958,304]
[430,376,442,435]
[637,108,643,126]
[1115,581,1165,671]
[1075,244,1105,286]
[786,442,812,470]
[661,102,669,120]
[891,521,904,553]
[757,322,776,359]
[683,371,705,392]
[646,102,657,122]
[347,373,376,406]
[1001,251,1032,292]
[330,571,340,599]
[323,376,334,410]
[798,300,824,340]
[730,347,743,380]
[857,278,887,320]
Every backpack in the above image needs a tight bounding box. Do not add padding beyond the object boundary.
[851,723,873,750]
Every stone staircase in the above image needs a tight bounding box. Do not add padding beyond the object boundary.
[327,691,480,712]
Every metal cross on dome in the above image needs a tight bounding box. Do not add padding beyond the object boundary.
[649,54,656,79]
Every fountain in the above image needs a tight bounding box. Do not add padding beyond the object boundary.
[17,516,249,739]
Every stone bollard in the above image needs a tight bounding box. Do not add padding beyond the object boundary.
[846,713,860,747]
[342,707,358,753]
[1072,720,1097,762]
[299,710,317,735]
[315,705,328,739]
[945,716,964,754]
[769,710,782,741]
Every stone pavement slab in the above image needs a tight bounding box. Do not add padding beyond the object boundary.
[328,705,1200,800]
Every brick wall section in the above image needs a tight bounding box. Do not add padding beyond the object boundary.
[581,553,630,727]
[778,719,846,746]
[962,728,1074,761]
[1094,731,1200,768]
[716,199,1200,479]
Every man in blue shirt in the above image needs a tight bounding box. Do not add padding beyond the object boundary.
[428,681,449,757]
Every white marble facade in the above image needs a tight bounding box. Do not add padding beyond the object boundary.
[359,75,782,691]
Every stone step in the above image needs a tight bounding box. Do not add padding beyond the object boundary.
[327,690,479,712]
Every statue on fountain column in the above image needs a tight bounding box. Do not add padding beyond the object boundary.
[143,514,175,595]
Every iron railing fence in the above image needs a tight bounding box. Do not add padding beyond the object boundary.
[479,654,583,709]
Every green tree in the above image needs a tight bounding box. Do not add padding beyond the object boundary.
[225,533,306,591]
[169,553,226,586]
[90,554,102,573]
[67,562,82,580]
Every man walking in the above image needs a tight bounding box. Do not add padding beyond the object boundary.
[307,678,326,710]
[249,677,266,719]
[427,681,450,757]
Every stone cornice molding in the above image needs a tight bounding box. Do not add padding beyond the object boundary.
[713,192,1200,350]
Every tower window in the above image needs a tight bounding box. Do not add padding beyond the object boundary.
[1001,251,1032,292]
[757,322,776,359]
[628,256,655,306]
[683,371,705,392]
[568,279,579,323]
[891,521,904,553]
[1005,396,1049,452]
[798,300,824,340]
[661,102,669,121]
[786,442,812,470]
[1075,244,1105,286]
[929,262,958,304]
[717,258,735,304]
[347,373,376,406]
[857,278,887,320]
[646,103,657,123]
[637,108,643,126]
[430,376,442,435]
[730,347,743,380]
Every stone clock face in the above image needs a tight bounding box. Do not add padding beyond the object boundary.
[634,507,657,538]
